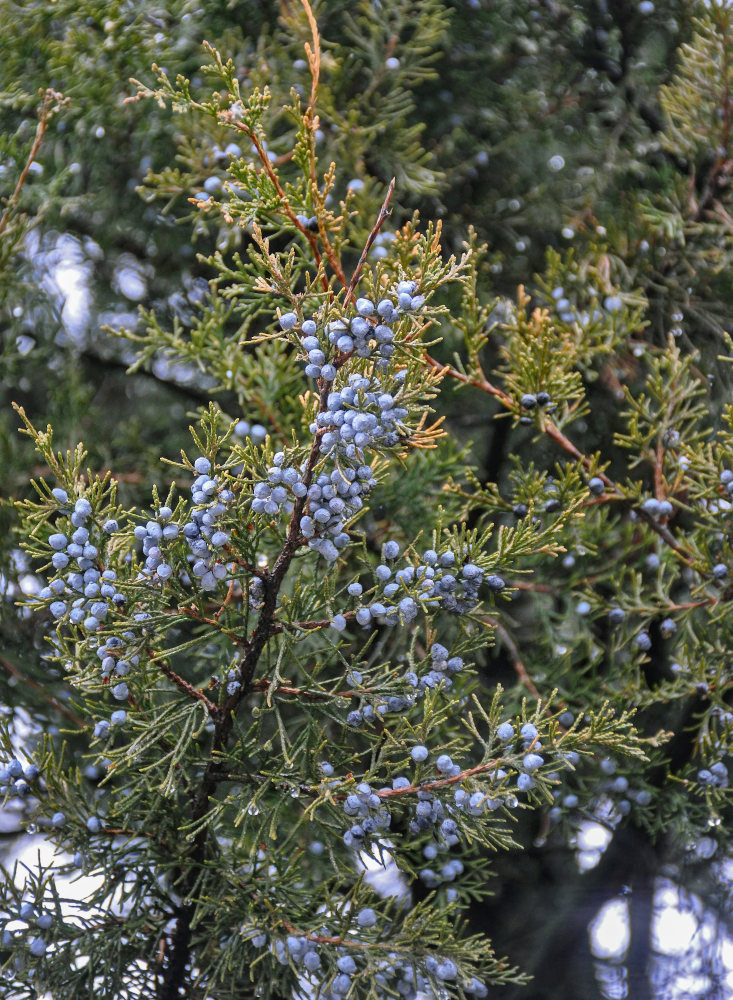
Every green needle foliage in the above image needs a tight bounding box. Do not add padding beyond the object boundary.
[1,2,733,999]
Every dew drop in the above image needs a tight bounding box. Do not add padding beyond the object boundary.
[16,335,36,356]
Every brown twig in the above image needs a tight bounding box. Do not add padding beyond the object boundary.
[0,89,65,240]
[176,604,250,648]
[376,758,509,799]
[155,659,217,716]
[511,580,555,594]
[250,677,366,700]
[343,178,396,310]
[213,579,237,621]
[242,126,347,291]
[267,609,358,636]
[298,0,321,116]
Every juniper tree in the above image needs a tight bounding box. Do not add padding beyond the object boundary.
[1,2,732,1000]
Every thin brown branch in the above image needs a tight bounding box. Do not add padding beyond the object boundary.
[232,125,325,283]
[376,758,508,799]
[242,126,347,291]
[298,0,321,116]
[0,89,65,239]
[267,609,358,636]
[213,579,237,621]
[279,919,382,950]
[155,659,217,715]
[176,604,250,647]
[511,580,555,594]
[250,677,364,700]
[343,178,396,310]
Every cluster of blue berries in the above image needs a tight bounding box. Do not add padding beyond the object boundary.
[408,643,465,694]
[181,457,236,591]
[93,708,128,738]
[341,781,393,848]
[408,783,454,839]
[519,391,553,416]
[250,449,378,564]
[349,547,502,631]
[345,690,415,729]
[0,758,39,798]
[548,753,653,823]
[249,283,430,563]
[640,497,674,519]
[2,902,55,960]
[92,629,141,698]
[267,927,487,1000]
[134,506,180,581]
[273,933,325,975]
[335,726,543,885]
[550,285,622,325]
[345,642,465,729]
[251,453,307,518]
[313,371,409,461]
[697,761,729,788]
[595,760,646,816]
[43,492,126,632]
[300,464,377,563]
[281,281,425,379]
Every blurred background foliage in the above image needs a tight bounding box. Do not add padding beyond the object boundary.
[2,2,733,998]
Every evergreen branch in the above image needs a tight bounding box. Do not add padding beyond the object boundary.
[221,114,328,288]
[422,353,696,568]
[691,12,732,223]
[228,120,346,293]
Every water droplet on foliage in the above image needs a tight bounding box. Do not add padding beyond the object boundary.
[16,335,36,355]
